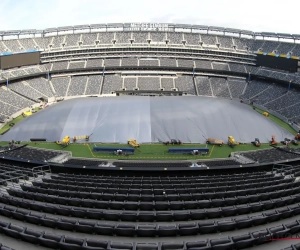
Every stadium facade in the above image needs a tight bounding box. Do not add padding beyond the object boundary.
[1,23,300,141]
[0,23,300,250]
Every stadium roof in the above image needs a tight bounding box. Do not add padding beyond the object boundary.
[0,23,299,40]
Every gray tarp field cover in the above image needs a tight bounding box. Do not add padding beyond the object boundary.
[1,96,292,143]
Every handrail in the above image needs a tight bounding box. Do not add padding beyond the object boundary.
[32,165,51,178]
[272,163,298,175]
[0,173,28,189]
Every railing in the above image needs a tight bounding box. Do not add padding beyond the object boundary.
[32,165,51,178]
[272,163,297,175]
[0,165,51,193]
[0,170,29,191]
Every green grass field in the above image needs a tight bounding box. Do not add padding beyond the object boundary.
[0,105,298,160]
[0,108,40,135]
[0,141,274,160]
[0,116,24,135]
[252,107,297,134]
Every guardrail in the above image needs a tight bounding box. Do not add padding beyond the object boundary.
[272,163,295,175]
[32,165,51,177]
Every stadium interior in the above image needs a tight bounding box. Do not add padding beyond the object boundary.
[0,23,300,249]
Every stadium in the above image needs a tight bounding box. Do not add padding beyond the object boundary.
[0,22,300,250]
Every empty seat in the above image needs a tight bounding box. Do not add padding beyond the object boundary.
[82,239,108,250]
[169,201,184,210]
[235,217,252,229]
[13,208,29,221]
[211,198,225,207]
[42,215,59,228]
[235,204,251,214]
[251,215,268,226]
[199,221,217,234]
[264,211,280,222]
[269,225,290,239]
[217,220,236,232]
[261,200,274,210]
[25,212,44,225]
[203,192,215,200]
[20,228,42,244]
[110,201,124,210]
[87,209,102,219]
[56,205,71,216]
[184,201,198,209]
[60,236,84,250]
[93,200,107,209]
[39,233,62,249]
[186,241,209,250]
[289,204,300,216]
[277,207,292,219]
[158,225,178,237]
[232,234,254,249]
[198,200,211,209]
[136,224,157,237]
[285,221,300,235]
[178,223,199,236]
[138,212,155,222]
[2,206,16,218]
[140,202,154,210]
[155,201,169,210]
[224,198,237,206]
[161,242,184,250]
[120,211,138,222]
[110,242,133,250]
[136,243,158,250]
[221,206,237,217]
[156,211,173,222]
[3,224,24,238]
[115,224,136,237]
[57,218,77,231]
[206,208,222,218]
[190,210,206,220]
[75,221,95,233]
[124,201,139,210]
[210,238,234,250]
[173,211,190,221]
[94,223,114,235]
[252,229,271,245]
[102,211,119,221]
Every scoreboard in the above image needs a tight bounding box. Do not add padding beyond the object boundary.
[0,50,40,70]
[256,52,298,73]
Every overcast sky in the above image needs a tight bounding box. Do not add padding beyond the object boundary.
[0,0,299,34]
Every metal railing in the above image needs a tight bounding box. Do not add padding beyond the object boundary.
[0,165,51,192]
[0,171,28,191]
[32,165,51,178]
[272,163,298,175]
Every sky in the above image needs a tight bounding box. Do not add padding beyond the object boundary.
[0,0,299,34]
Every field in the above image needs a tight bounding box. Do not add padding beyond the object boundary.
[0,108,40,135]
[0,106,298,160]
[253,107,297,135]
[0,116,25,135]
